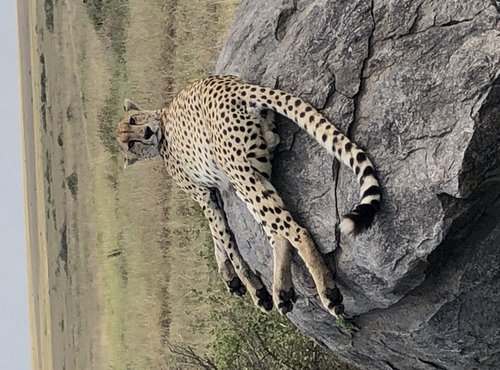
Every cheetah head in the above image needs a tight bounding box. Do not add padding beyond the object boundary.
[116,99,163,168]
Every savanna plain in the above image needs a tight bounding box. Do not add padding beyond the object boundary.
[19,0,356,369]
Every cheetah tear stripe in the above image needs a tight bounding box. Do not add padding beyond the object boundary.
[243,84,381,235]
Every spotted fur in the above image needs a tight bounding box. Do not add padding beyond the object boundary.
[116,75,381,317]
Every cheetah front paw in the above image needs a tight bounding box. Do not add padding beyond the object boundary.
[226,276,247,296]
[275,287,297,315]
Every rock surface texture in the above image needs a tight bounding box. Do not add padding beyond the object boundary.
[215,1,500,369]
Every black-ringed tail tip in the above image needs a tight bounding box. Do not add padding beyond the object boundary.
[339,169,382,235]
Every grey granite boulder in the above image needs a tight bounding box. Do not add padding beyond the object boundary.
[215,0,500,369]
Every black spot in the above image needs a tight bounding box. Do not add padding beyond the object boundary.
[294,99,301,107]
[305,106,312,112]
[322,134,327,142]
[356,152,367,162]
[262,190,274,198]
[362,186,381,199]
[362,166,374,178]
[345,142,352,152]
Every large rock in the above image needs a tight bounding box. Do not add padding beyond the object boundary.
[215,1,500,369]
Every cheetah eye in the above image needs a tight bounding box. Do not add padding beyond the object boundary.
[128,141,135,149]
[129,117,136,125]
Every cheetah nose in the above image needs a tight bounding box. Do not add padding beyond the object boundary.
[144,126,155,140]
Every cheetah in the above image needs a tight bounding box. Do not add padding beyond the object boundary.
[116,75,381,320]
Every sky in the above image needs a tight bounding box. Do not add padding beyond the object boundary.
[0,1,31,369]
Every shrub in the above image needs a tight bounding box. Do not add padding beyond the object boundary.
[66,171,79,198]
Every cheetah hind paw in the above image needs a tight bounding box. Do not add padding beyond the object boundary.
[255,286,273,312]
[276,287,297,315]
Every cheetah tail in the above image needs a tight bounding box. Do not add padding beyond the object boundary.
[247,87,381,235]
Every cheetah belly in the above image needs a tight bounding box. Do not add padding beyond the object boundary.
[198,159,231,191]
[180,149,231,191]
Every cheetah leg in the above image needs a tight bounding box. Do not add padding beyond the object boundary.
[188,185,273,312]
[245,120,296,314]
[208,189,247,297]
[226,167,344,318]
[269,235,296,314]
[257,176,296,314]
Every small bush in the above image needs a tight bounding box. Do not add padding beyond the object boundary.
[40,54,48,131]
[44,0,54,32]
[66,171,79,198]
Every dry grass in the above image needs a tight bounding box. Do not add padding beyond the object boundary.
[73,0,240,368]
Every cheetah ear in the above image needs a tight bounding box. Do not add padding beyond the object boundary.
[124,99,141,112]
